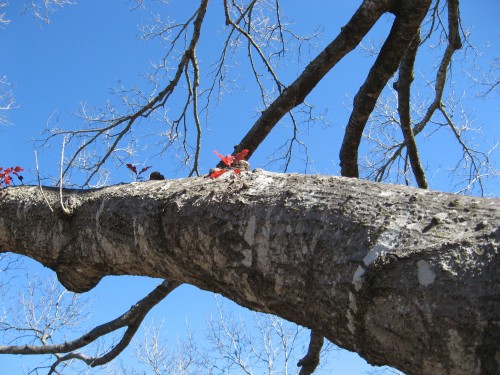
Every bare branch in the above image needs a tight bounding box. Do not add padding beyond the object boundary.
[361,0,494,193]
[0,279,181,374]
[0,1,9,27]
[412,0,462,136]
[46,0,209,186]
[235,0,394,159]
[297,330,324,375]
[467,56,500,99]
[0,75,16,125]
[394,29,428,189]
[23,0,76,24]
[339,0,432,178]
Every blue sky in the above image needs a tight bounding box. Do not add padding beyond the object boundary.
[1,1,498,373]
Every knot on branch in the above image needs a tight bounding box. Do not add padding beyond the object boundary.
[149,171,165,181]
[56,266,104,293]
[53,196,79,221]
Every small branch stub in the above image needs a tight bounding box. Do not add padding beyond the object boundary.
[53,201,73,221]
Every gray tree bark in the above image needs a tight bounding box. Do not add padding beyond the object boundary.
[0,170,498,375]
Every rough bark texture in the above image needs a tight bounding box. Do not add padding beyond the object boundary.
[0,171,498,374]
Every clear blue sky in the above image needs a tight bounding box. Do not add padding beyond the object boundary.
[1,1,498,374]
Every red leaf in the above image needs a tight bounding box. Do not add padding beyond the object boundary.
[209,169,227,179]
[213,150,234,167]
[4,175,11,185]
[233,168,241,175]
[14,166,23,173]
[126,163,137,174]
[234,149,249,162]
[139,166,152,174]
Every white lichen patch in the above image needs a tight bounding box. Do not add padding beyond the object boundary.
[447,328,479,372]
[255,222,271,272]
[417,260,436,286]
[363,245,386,265]
[243,215,272,272]
[241,249,252,267]
[301,244,309,255]
[274,274,284,294]
[434,212,449,222]
[364,228,400,265]
[245,172,277,194]
[95,199,107,228]
[352,265,365,291]
[244,216,257,246]
[347,292,358,335]
[379,190,394,197]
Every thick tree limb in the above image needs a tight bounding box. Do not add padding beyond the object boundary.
[340,0,432,178]
[0,171,498,374]
[235,0,395,157]
[394,29,428,189]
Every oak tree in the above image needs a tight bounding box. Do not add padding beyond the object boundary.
[0,0,498,374]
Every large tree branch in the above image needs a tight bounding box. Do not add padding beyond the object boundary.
[394,29,428,188]
[234,0,395,158]
[339,0,432,178]
[0,171,498,374]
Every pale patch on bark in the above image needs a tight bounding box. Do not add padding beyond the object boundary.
[379,190,394,197]
[241,249,252,267]
[352,265,365,291]
[347,292,358,337]
[255,221,271,272]
[364,230,396,265]
[434,212,448,222]
[417,260,435,286]
[447,328,481,374]
[132,218,148,251]
[244,215,257,246]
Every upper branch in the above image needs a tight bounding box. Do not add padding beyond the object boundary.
[234,0,394,158]
[412,0,462,136]
[339,0,432,178]
[48,0,209,186]
[394,29,428,188]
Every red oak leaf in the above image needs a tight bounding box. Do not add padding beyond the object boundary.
[126,163,137,174]
[209,169,227,179]
[213,150,235,167]
[234,149,249,162]
[139,166,152,174]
